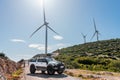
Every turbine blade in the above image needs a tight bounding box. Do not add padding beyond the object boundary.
[91,32,96,41]
[93,18,97,31]
[30,24,45,38]
[81,33,87,37]
[47,26,59,35]
[85,34,87,37]
[43,0,46,23]
[81,33,84,37]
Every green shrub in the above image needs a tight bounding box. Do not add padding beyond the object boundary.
[108,61,120,72]
[71,61,80,68]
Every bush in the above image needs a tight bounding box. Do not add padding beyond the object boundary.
[71,61,80,68]
[0,53,5,57]
[108,61,120,72]
[0,53,8,59]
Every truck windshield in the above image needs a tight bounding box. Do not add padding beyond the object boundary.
[46,58,55,62]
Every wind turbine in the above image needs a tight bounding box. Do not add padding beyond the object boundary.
[81,33,87,43]
[91,18,100,41]
[30,0,59,56]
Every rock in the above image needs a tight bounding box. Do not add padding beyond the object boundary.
[0,57,18,76]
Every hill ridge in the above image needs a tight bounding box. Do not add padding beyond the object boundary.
[57,38,120,59]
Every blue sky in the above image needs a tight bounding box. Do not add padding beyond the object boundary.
[0,0,120,61]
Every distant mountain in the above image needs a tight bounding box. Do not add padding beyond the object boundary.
[55,39,120,72]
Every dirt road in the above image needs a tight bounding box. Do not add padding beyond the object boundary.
[20,65,81,80]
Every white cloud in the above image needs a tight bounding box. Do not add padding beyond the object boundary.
[11,39,26,43]
[53,35,63,40]
[28,44,40,48]
[28,44,52,51]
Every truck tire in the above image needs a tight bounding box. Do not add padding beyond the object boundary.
[47,66,55,75]
[30,64,36,74]
[57,64,65,74]
[57,70,64,74]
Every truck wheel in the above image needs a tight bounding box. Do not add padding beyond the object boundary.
[47,66,55,75]
[57,64,65,74]
[30,64,36,74]
[57,70,64,74]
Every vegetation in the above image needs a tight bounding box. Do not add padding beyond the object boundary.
[55,39,120,72]
[0,52,8,59]
[12,68,23,79]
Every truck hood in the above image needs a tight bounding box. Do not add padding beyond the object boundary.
[48,60,62,65]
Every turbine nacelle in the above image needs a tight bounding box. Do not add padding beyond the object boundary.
[44,21,49,25]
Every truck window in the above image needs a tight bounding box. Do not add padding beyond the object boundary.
[30,59,36,62]
[38,59,42,62]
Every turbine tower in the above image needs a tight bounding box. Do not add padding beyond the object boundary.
[30,0,59,55]
[91,18,100,41]
[81,33,87,43]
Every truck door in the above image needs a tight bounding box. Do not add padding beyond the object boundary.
[41,59,47,67]
[36,59,42,67]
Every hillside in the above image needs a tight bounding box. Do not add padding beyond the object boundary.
[0,53,21,79]
[55,39,120,72]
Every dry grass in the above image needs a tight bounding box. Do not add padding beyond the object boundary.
[6,68,23,80]
[12,68,23,78]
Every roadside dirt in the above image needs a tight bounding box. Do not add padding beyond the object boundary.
[65,69,120,80]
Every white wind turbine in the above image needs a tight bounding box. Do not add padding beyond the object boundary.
[30,0,59,55]
[91,18,100,41]
[81,33,87,43]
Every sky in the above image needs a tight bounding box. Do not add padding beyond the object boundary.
[0,0,120,61]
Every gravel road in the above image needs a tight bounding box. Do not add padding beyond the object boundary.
[20,65,81,80]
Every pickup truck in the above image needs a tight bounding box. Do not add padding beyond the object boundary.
[29,57,65,75]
